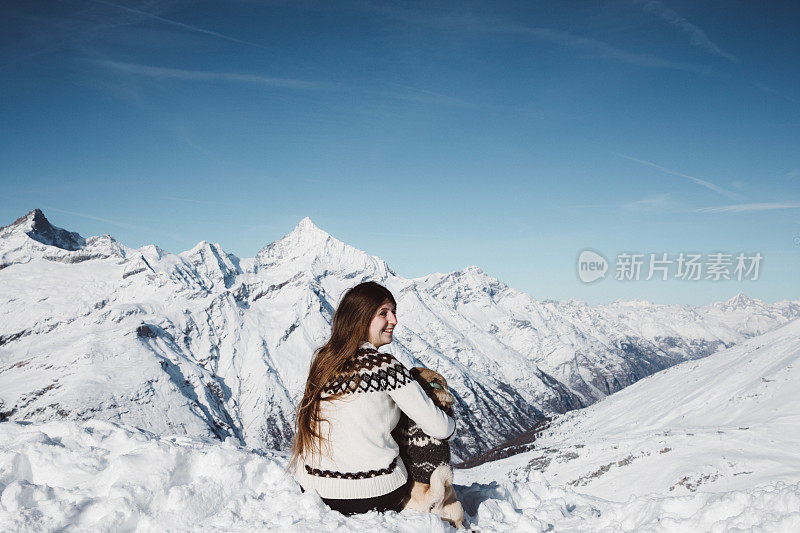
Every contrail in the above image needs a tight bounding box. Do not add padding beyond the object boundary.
[91,0,267,49]
[618,154,740,198]
[696,202,800,213]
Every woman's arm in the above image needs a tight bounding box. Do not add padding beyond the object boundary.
[387,375,456,440]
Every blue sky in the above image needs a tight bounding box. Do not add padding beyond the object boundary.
[2,0,798,305]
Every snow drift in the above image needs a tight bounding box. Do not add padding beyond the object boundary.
[1,419,798,531]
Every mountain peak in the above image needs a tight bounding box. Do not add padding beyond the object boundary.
[2,209,85,251]
[8,208,48,232]
[724,292,758,309]
[267,217,336,253]
[455,265,502,283]
[184,240,212,254]
[296,216,316,229]
[255,218,392,279]
[420,264,509,297]
[461,265,485,274]
[289,217,330,239]
[181,240,235,261]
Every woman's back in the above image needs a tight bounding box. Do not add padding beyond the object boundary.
[294,342,455,500]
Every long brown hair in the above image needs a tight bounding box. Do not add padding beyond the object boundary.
[290,281,397,470]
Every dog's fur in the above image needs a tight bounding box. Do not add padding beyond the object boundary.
[395,367,464,529]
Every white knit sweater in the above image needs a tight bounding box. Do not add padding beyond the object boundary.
[293,341,456,499]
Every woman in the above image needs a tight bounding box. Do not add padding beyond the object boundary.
[291,281,456,515]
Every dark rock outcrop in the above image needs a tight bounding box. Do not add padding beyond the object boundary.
[4,209,86,251]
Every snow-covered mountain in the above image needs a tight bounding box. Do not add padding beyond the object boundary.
[460,316,800,502]
[1,209,798,460]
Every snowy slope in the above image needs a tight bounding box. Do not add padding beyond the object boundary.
[1,209,798,460]
[1,419,798,532]
[458,316,800,503]
[416,268,798,406]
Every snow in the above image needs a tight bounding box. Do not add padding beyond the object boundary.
[458,317,800,517]
[1,419,798,532]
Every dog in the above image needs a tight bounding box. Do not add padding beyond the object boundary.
[393,367,464,529]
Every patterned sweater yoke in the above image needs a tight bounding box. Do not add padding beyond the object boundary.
[323,350,413,395]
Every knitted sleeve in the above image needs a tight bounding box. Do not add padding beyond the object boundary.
[385,360,456,441]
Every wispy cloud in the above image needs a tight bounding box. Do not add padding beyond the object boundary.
[621,193,674,212]
[696,202,800,213]
[0,6,141,71]
[356,3,711,74]
[90,59,320,89]
[376,81,472,107]
[618,154,741,198]
[633,0,736,62]
[90,0,266,49]
[510,25,712,74]
[75,72,224,159]
[302,178,340,186]
[41,205,191,244]
[786,169,800,179]
[750,81,799,104]
[161,196,238,207]
[247,223,289,234]
[90,59,476,112]
[3,1,266,73]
